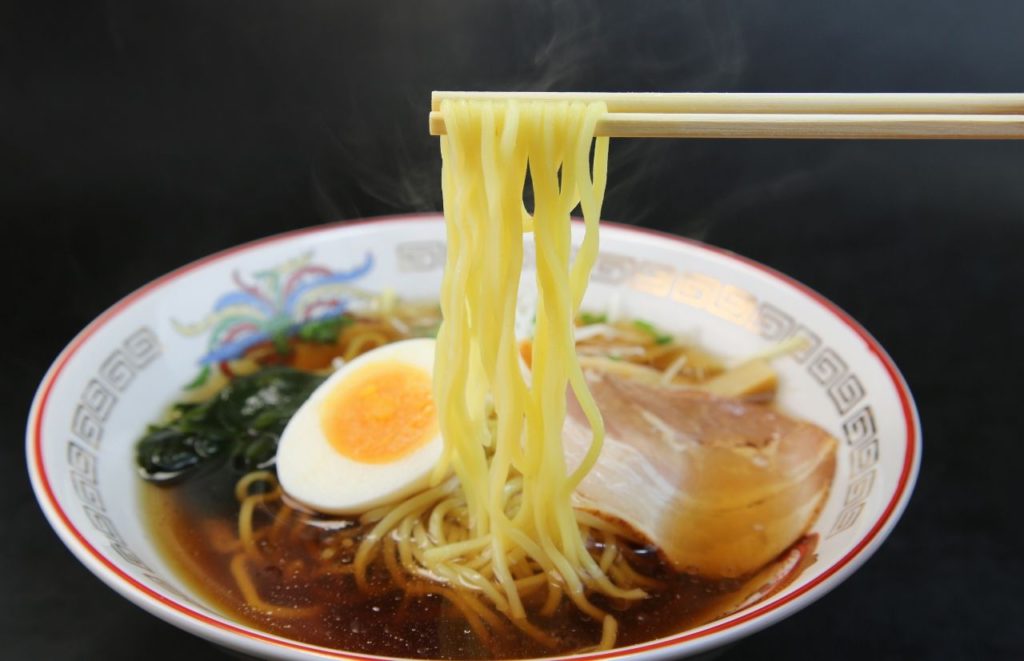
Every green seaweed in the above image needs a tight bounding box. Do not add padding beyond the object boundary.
[633,319,673,345]
[136,367,325,483]
[297,315,353,343]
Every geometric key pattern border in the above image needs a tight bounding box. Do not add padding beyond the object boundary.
[70,246,884,600]
[63,325,205,609]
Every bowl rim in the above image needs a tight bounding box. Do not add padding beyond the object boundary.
[26,213,921,661]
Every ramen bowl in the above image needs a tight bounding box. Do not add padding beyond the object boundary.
[27,214,919,660]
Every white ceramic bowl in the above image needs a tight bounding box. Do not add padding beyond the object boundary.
[27,214,920,660]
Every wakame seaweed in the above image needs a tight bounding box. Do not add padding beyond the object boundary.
[136,367,325,483]
[633,319,673,345]
[297,315,353,343]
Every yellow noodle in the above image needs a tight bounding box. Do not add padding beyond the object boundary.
[512,572,550,593]
[342,330,391,361]
[422,535,492,565]
[508,614,561,650]
[609,556,666,591]
[599,531,618,573]
[270,501,293,537]
[382,534,409,589]
[238,495,261,557]
[577,355,663,381]
[224,99,659,653]
[228,554,320,619]
[427,497,464,543]
[598,615,618,651]
[660,352,691,384]
[540,576,563,617]
[354,481,455,589]
[234,470,277,502]
[572,510,644,542]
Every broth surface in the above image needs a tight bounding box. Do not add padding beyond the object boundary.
[139,313,822,659]
[145,469,751,659]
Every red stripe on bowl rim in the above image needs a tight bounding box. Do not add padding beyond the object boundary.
[26,213,920,661]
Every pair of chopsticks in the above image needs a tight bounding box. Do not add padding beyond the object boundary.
[429,92,1024,139]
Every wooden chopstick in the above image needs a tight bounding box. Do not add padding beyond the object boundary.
[429,111,1024,139]
[428,92,1024,139]
[431,92,1024,114]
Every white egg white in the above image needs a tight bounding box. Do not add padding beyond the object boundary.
[277,337,442,514]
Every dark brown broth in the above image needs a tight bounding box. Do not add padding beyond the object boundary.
[145,465,750,659]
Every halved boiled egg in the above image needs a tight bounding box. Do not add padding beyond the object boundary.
[277,338,442,514]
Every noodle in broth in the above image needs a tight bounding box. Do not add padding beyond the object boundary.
[139,99,834,658]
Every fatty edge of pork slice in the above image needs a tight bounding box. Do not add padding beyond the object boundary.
[564,371,837,579]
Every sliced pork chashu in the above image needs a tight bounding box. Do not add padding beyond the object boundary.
[564,372,837,578]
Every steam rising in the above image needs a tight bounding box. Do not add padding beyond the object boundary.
[310,0,790,237]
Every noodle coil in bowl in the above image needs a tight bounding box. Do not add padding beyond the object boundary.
[27,214,919,660]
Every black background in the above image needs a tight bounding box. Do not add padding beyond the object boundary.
[4,1,1023,659]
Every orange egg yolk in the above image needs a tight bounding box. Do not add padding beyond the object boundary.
[319,361,438,464]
